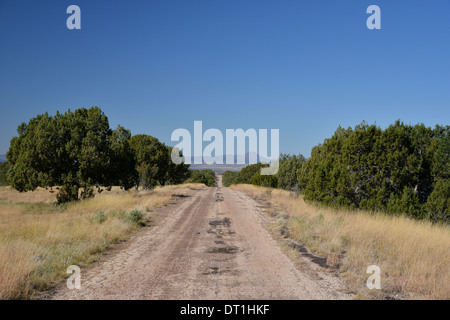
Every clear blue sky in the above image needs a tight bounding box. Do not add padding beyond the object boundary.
[0,0,449,157]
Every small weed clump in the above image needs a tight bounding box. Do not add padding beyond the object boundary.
[127,209,143,223]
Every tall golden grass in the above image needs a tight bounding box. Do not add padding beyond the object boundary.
[0,184,200,299]
[230,184,450,300]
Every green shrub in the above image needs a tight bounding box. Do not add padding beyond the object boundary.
[425,178,450,223]
[127,209,143,223]
[95,211,108,224]
[251,172,278,188]
[189,169,215,187]
[277,154,305,191]
[297,121,450,222]
[222,170,238,187]
[236,163,266,184]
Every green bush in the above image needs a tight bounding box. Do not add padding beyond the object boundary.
[277,154,305,191]
[189,169,215,187]
[236,163,267,184]
[95,211,108,224]
[223,163,273,187]
[425,178,450,223]
[127,209,143,223]
[222,170,239,187]
[251,172,278,188]
[6,107,191,203]
[297,121,449,222]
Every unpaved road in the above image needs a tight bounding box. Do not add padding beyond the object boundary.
[53,176,349,300]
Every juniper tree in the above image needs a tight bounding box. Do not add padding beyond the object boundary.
[7,107,114,202]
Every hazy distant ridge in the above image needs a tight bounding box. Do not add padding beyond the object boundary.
[187,152,272,165]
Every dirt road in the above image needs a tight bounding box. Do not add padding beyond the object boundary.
[53,176,349,300]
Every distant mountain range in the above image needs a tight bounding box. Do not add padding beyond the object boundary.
[186,152,272,165]
[185,153,274,174]
[0,155,6,162]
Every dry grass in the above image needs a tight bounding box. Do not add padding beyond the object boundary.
[0,184,202,299]
[0,187,57,204]
[230,184,450,300]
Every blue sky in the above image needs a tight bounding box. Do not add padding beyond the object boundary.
[0,0,449,157]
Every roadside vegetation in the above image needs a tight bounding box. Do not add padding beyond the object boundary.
[222,163,267,187]
[3,110,448,300]
[188,169,216,187]
[0,183,200,299]
[225,120,449,299]
[222,170,238,187]
[0,106,203,299]
[298,121,449,223]
[231,184,450,299]
[228,121,449,223]
[5,107,190,203]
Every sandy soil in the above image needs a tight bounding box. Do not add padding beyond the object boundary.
[52,176,350,300]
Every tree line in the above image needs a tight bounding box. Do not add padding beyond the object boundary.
[222,157,303,190]
[5,107,190,203]
[4,111,448,222]
[224,121,449,223]
[188,169,216,187]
